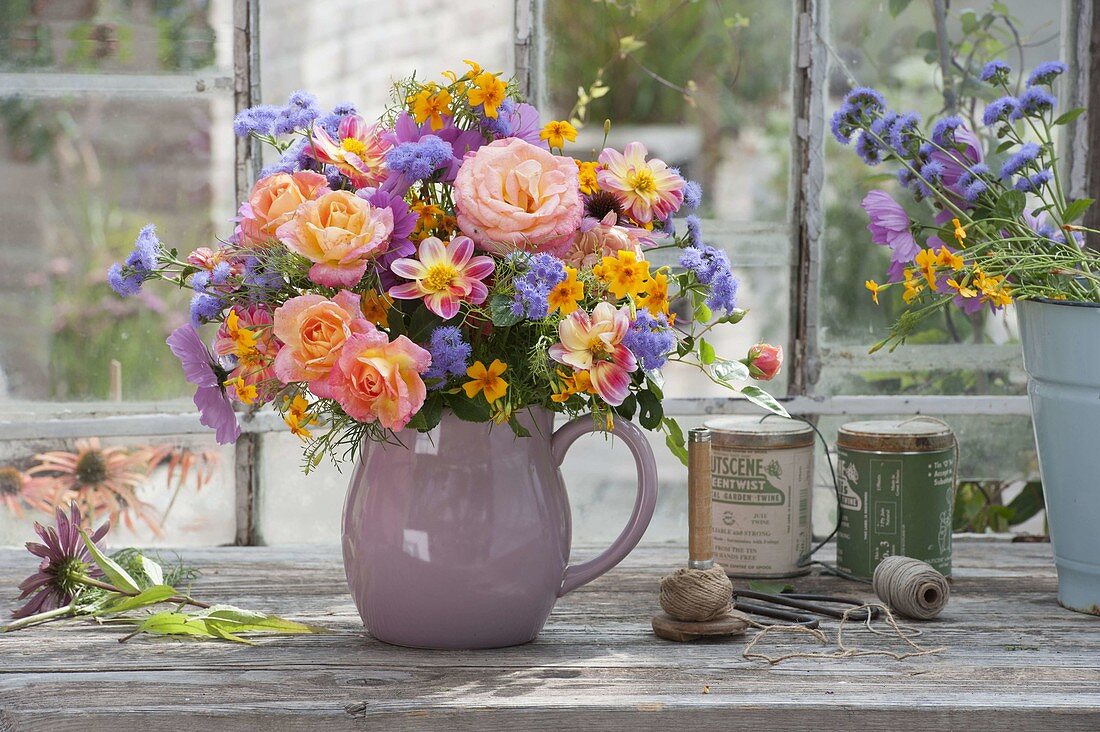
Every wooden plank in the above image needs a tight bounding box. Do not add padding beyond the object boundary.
[1,542,1098,731]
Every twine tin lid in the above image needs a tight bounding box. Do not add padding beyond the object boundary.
[703,415,815,449]
[837,419,955,453]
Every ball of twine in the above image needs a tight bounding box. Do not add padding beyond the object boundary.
[659,564,733,622]
[872,555,950,620]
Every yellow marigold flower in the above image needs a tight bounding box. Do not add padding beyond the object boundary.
[902,268,924,304]
[468,71,507,119]
[914,248,938,288]
[946,277,978,299]
[548,266,584,315]
[551,368,594,403]
[576,160,600,195]
[974,270,1012,307]
[640,269,671,315]
[411,85,452,132]
[463,59,484,78]
[361,289,394,329]
[282,395,316,440]
[225,309,258,354]
[540,120,578,149]
[865,279,882,305]
[463,359,509,403]
[225,377,258,405]
[937,246,964,271]
[595,249,650,300]
[952,217,967,246]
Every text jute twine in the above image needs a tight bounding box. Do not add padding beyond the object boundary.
[873,555,951,620]
[742,602,946,665]
[659,565,733,622]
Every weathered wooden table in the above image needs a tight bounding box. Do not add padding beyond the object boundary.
[1,540,1098,730]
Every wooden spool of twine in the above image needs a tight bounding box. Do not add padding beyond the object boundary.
[872,555,950,620]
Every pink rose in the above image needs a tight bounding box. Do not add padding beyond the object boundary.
[237,171,330,248]
[453,138,583,256]
[328,328,431,431]
[743,343,783,381]
[563,212,645,269]
[276,189,394,288]
[272,290,371,397]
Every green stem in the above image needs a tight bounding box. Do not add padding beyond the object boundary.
[2,603,75,632]
[75,576,211,610]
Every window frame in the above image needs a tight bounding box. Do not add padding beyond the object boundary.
[5,0,1087,542]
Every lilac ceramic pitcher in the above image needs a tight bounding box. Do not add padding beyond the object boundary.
[341,407,658,649]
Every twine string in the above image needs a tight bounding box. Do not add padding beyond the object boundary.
[658,565,734,622]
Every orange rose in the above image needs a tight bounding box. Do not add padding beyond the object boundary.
[238,171,329,247]
[272,290,371,398]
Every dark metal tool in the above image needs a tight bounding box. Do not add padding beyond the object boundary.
[732,591,880,629]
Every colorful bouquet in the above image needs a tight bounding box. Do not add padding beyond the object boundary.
[108,61,783,467]
[832,59,1100,350]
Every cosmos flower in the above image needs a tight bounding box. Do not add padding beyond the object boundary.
[167,324,241,445]
[11,502,108,619]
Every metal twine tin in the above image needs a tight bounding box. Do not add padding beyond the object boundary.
[835,419,957,579]
[703,416,815,578]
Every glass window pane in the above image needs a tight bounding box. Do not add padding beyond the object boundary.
[0,0,229,75]
[818,0,1063,395]
[0,94,236,402]
[0,434,236,546]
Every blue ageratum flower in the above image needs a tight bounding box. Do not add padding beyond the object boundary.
[233,104,280,137]
[386,135,453,183]
[424,326,472,384]
[107,225,161,297]
[959,164,991,202]
[979,60,1011,84]
[930,115,964,146]
[510,253,567,320]
[830,87,888,145]
[1027,61,1067,87]
[623,310,676,371]
[1014,169,1054,192]
[273,90,321,135]
[190,293,225,326]
[685,215,703,247]
[983,96,1020,127]
[679,243,739,313]
[682,181,703,210]
[1000,142,1041,180]
[886,112,921,155]
[1017,86,1057,118]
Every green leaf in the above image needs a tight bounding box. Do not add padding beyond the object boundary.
[615,393,638,420]
[1053,107,1086,126]
[80,529,141,594]
[489,294,523,327]
[196,605,324,635]
[996,190,1026,219]
[960,9,979,33]
[407,306,444,342]
[444,392,491,422]
[995,139,1015,154]
[710,358,750,384]
[636,388,663,430]
[618,35,646,56]
[140,555,165,587]
[740,385,789,418]
[693,301,713,323]
[1062,197,1095,223]
[1007,481,1045,525]
[888,0,913,16]
[507,414,531,438]
[662,417,688,465]
[96,585,178,615]
[407,392,444,431]
[915,30,938,51]
[698,338,717,365]
[135,611,215,639]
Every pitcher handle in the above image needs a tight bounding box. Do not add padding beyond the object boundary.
[552,415,659,597]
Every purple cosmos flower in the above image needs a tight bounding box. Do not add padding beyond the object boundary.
[1017,86,1057,118]
[1027,61,1067,87]
[861,190,920,264]
[12,502,108,619]
[511,253,567,319]
[1000,142,1041,180]
[979,60,1011,84]
[424,326,472,384]
[482,100,546,148]
[167,324,241,444]
[983,96,1020,127]
[624,310,676,371]
[356,187,418,289]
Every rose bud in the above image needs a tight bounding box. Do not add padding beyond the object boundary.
[742,343,783,381]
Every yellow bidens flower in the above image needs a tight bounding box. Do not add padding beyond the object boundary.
[361,289,394,328]
[468,71,508,119]
[640,269,671,315]
[283,395,316,440]
[463,359,509,403]
[594,249,650,300]
[540,120,578,149]
[865,279,882,305]
[952,217,967,246]
[576,160,600,195]
[551,368,594,403]
[411,84,452,132]
[548,266,584,315]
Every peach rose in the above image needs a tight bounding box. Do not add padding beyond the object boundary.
[328,328,430,431]
[238,171,329,248]
[272,290,371,398]
[276,189,394,288]
[453,138,583,256]
[563,212,645,269]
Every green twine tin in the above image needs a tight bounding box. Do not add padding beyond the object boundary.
[835,420,957,580]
